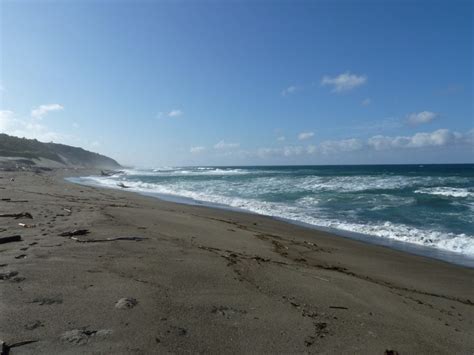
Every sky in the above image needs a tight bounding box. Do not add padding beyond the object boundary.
[0,0,472,167]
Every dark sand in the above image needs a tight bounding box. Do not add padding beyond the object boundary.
[0,170,473,354]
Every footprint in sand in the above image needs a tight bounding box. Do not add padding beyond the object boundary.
[25,320,44,330]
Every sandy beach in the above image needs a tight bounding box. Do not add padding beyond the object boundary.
[0,169,473,354]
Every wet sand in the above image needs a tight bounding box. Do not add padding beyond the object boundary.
[0,169,473,354]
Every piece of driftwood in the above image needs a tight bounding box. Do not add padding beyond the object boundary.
[0,235,22,244]
[71,236,147,243]
[1,339,38,355]
[59,229,90,237]
[1,199,28,203]
[0,212,33,219]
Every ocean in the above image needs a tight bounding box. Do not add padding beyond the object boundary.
[72,164,474,266]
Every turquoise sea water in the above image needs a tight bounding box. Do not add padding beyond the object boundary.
[74,164,474,265]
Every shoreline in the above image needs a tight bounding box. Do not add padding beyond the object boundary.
[69,175,474,268]
[1,169,473,353]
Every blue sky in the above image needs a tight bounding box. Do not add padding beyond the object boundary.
[0,0,472,166]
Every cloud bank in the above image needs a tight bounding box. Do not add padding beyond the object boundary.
[248,128,473,159]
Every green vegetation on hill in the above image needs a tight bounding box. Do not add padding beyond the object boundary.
[0,134,121,168]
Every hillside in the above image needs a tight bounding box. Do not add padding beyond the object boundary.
[0,134,121,169]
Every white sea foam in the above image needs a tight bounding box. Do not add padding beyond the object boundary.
[298,175,469,193]
[414,187,474,198]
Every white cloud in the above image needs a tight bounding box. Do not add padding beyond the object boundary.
[168,109,183,118]
[281,85,298,96]
[0,109,66,142]
[321,72,367,93]
[214,140,240,150]
[367,129,462,150]
[277,136,286,142]
[298,131,314,141]
[407,111,437,125]
[361,98,371,106]
[407,129,457,148]
[190,146,206,154]
[31,104,64,119]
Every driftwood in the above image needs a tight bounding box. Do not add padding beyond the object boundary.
[1,199,28,203]
[0,235,22,244]
[59,229,90,237]
[1,339,38,355]
[0,212,33,219]
[71,236,147,243]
